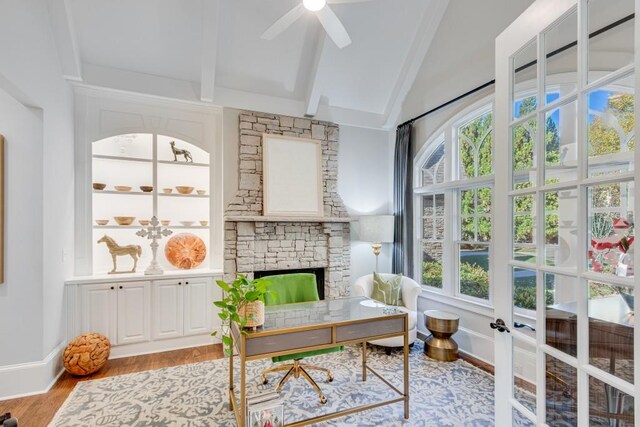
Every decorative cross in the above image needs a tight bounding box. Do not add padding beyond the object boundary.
[136,216,172,275]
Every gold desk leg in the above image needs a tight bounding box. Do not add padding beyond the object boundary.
[240,337,246,427]
[403,316,409,419]
[362,341,367,382]
[229,348,234,411]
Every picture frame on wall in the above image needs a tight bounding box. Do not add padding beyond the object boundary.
[262,134,323,217]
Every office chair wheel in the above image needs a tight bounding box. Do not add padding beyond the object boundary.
[327,373,334,382]
[320,395,327,404]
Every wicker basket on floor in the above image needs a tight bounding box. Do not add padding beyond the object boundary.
[238,301,265,330]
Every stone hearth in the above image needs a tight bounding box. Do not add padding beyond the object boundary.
[224,111,351,298]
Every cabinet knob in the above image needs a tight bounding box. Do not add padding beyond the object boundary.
[119,285,123,289]
[185,281,189,285]
[178,282,182,285]
[110,286,114,290]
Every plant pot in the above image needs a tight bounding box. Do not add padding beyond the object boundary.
[239,301,265,330]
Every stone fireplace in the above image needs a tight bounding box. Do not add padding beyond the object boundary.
[224,111,351,298]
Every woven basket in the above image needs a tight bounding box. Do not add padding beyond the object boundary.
[239,300,265,330]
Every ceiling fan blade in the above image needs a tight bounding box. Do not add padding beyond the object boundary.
[327,0,374,4]
[261,4,306,40]
[316,6,352,48]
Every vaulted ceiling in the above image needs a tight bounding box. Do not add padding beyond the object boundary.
[49,0,449,128]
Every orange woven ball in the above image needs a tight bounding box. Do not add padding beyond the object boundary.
[63,333,110,376]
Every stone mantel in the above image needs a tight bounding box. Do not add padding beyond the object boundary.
[225,216,352,223]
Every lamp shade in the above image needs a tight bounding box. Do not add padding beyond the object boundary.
[359,215,395,243]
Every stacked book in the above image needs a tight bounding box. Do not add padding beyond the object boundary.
[245,391,284,427]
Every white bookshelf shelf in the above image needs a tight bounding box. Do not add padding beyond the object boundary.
[93,154,153,163]
[93,190,153,196]
[157,160,209,168]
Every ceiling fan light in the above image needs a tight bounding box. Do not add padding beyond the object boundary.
[303,0,326,12]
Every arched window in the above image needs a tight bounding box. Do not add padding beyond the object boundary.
[414,101,494,303]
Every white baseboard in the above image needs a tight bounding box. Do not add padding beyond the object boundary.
[0,341,66,401]
[109,334,218,359]
[418,325,495,367]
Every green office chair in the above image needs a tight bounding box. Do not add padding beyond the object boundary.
[260,273,343,404]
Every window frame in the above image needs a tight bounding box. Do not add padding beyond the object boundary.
[414,98,496,306]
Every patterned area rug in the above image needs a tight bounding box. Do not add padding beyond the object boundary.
[51,341,518,426]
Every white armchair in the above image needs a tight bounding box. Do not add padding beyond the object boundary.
[353,274,422,351]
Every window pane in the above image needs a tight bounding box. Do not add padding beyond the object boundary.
[545,355,578,425]
[422,242,443,289]
[512,121,537,190]
[545,188,578,268]
[513,40,538,119]
[588,0,635,84]
[588,281,634,384]
[587,181,635,277]
[587,74,635,178]
[589,375,634,426]
[513,408,536,427]
[421,141,445,186]
[545,274,578,357]
[513,193,536,263]
[513,267,537,311]
[459,111,493,179]
[459,244,489,300]
[544,101,577,184]
[545,9,578,99]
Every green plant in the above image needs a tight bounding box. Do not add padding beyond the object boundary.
[459,262,489,299]
[212,274,273,356]
[422,261,443,288]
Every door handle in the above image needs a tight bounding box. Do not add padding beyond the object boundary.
[490,318,511,333]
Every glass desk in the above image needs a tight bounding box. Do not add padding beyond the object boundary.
[228,296,409,426]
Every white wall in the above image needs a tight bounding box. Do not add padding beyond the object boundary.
[0,0,75,396]
[337,125,394,280]
[397,0,535,364]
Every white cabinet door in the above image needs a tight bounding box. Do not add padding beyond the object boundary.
[151,279,184,340]
[183,278,212,336]
[80,283,117,344]
[117,281,151,345]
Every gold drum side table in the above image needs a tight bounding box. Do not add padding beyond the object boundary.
[424,310,459,361]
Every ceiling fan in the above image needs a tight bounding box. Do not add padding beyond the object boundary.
[261,0,373,49]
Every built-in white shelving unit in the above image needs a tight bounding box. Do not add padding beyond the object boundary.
[92,133,211,275]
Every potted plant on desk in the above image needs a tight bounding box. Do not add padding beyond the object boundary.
[212,274,272,356]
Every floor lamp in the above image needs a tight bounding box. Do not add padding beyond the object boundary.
[359,215,395,273]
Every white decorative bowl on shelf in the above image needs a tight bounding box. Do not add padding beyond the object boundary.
[162,188,173,194]
[196,189,206,195]
[114,186,132,192]
[199,220,208,226]
[95,219,109,226]
[180,221,195,227]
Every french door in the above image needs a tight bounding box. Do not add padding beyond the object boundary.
[494,0,638,425]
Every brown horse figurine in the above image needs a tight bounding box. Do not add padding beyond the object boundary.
[97,235,142,274]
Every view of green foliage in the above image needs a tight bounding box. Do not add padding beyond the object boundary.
[422,90,635,309]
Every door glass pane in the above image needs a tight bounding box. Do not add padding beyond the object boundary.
[544,101,577,184]
[513,338,537,414]
[587,74,635,178]
[513,193,536,263]
[588,0,635,84]
[513,267,537,313]
[458,243,489,300]
[545,188,578,268]
[587,181,635,277]
[589,375,634,426]
[513,408,536,427]
[459,111,493,179]
[512,121,537,189]
[422,140,445,186]
[513,40,538,119]
[588,281,634,384]
[545,8,578,99]
[545,274,578,357]
[545,355,578,425]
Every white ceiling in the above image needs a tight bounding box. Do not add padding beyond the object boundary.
[60,0,447,128]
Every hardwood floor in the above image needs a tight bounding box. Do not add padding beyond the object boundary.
[0,344,224,427]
